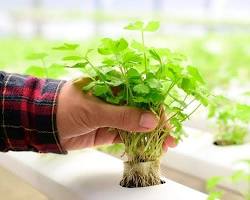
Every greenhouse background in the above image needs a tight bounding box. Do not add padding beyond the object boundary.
[0,0,249,200]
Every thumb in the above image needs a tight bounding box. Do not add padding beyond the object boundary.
[96,103,159,132]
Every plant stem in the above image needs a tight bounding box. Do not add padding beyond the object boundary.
[141,31,147,74]
[85,57,114,97]
[162,97,197,130]
[183,94,188,102]
[119,66,129,104]
[182,103,202,122]
[116,54,132,105]
[164,78,180,97]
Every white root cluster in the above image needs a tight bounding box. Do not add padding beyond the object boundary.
[120,160,162,188]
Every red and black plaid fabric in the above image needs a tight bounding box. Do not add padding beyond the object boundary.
[0,71,67,154]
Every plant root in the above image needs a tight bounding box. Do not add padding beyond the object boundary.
[120,160,163,188]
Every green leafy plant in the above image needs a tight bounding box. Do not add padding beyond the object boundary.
[207,160,250,200]
[209,96,250,146]
[52,21,209,187]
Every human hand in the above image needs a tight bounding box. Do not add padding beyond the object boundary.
[56,81,176,151]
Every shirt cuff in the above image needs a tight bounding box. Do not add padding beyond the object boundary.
[0,72,67,154]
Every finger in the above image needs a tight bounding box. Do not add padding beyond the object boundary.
[96,103,159,132]
[163,145,168,152]
[61,128,121,151]
[73,77,92,90]
[163,135,177,151]
[61,132,96,150]
[94,128,120,146]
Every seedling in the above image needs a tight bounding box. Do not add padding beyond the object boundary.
[27,21,209,188]
[207,160,250,200]
[62,21,210,187]
[208,96,250,146]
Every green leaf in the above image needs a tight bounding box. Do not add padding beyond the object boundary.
[195,93,209,106]
[176,112,188,121]
[102,58,117,66]
[206,176,223,192]
[146,78,161,89]
[114,38,128,52]
[47,64,67,78]
[149,49,161,63]
[93,84,109,96]
[127,68,141,79]
[62,56,82,61]
[107,79,123,87]
[124,21,160,32]
[133,96,148,103]
[188,66,205,83]
[106,96,121,104]
[207,191,224,200]
[98,38,114,55]
[131,40,144,51]
[180,78,195,93]
[122,51,142,64]
[147,92,164,103]
[98,48,112,55]
[26,53,48,60]
[144,21,160,32]
[124,21,144,31]
[25,66,46,78]
[99,66,115,74]
[53,43,79,51]
[98,38,128,54]
[234,104,250,122]
[170,118,182,135]
[69,62,88,68]
[82,81,96,91]
[168,63,183,77]
[156,64,168,79]
[208,103,216,118]
[133,84,150,94]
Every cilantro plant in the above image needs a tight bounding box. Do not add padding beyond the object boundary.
[209,96,250,146]
[52,21,209,188]
[207,160,250,200]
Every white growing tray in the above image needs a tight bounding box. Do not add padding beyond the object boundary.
[0,149,207,200]
[162,127,250,194]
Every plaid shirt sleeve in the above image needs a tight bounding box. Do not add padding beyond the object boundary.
[0,71,67,154]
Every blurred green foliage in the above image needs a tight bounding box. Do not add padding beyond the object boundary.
[153,33,250,89]
[0,33,249,88]
[183,34,250,88]
[207,160,250,200]
[0,38,53,73]
[208,96,250,145]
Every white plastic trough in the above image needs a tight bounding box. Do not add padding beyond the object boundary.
[162,127,250,200]
[0,149,207,200]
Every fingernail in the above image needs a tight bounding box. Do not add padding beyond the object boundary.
[139,112,158,129]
